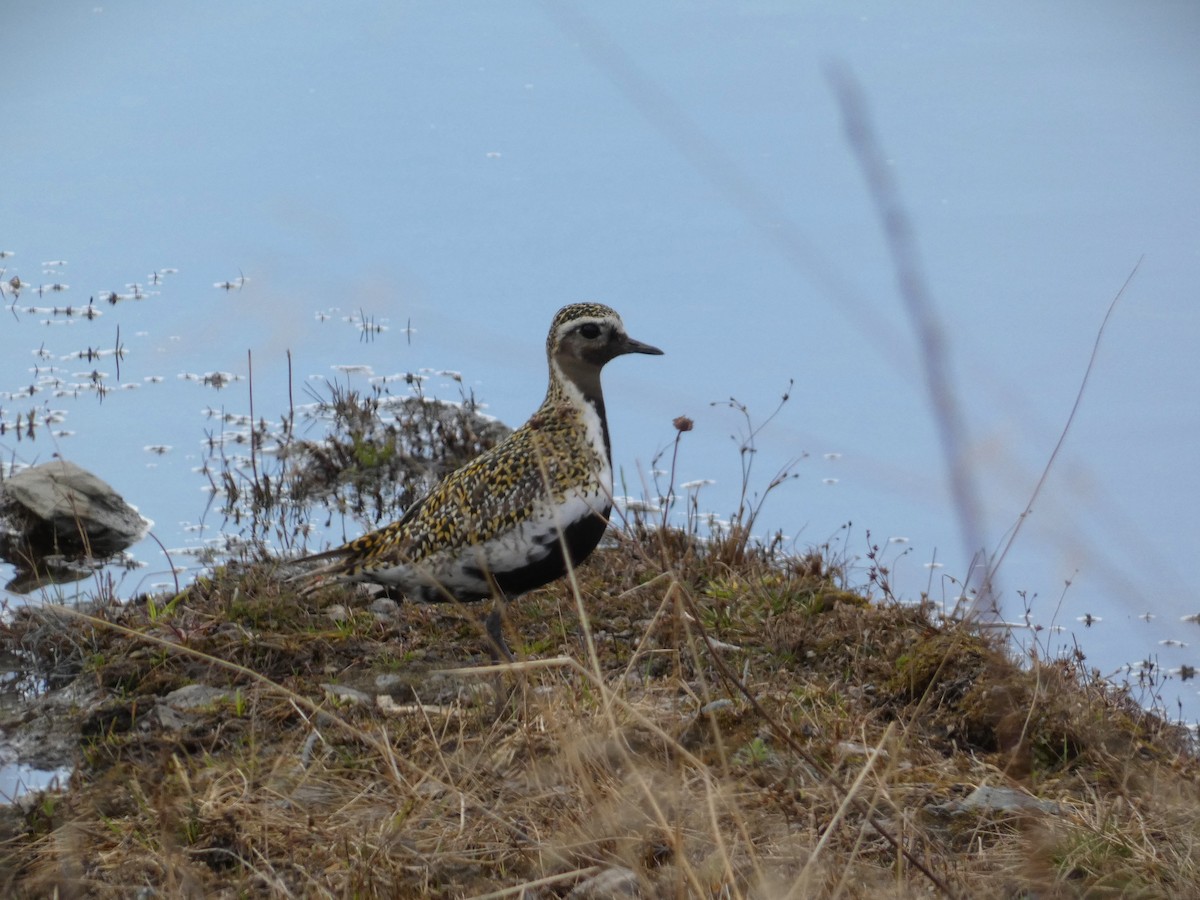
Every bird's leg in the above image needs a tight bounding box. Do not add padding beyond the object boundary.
[483,594,515,664]
[483,593,518,720]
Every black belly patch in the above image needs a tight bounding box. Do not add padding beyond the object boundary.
[494,510,609,597]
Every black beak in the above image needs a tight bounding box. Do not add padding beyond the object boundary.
[619,334,664,356]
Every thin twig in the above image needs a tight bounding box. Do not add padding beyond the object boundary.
[983,258,1140,598]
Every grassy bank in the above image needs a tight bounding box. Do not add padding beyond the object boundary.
[1,522,1197,898]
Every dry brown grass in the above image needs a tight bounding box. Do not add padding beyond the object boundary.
[1,531,1198,898]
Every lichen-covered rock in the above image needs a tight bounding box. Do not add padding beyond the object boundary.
[0,459,150,559]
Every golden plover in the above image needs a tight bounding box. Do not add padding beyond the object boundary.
[294,302,663,660]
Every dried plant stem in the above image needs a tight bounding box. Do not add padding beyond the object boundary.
[828,65,988,622]
[982,259,1139,600]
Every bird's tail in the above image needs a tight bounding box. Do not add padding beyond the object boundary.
[285,546,354,596]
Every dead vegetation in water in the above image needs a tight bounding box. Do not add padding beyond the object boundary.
[1,525,1198,899]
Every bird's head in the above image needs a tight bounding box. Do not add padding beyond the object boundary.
[547,303,663,393]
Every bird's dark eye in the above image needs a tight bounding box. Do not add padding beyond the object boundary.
[579,323,602,339]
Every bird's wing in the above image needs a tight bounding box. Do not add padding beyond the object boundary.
[290,408,598,581]
[362,424,572,567]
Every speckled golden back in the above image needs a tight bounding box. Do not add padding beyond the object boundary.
[344,392,603,574]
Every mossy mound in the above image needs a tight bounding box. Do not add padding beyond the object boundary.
[0,528,1196,898]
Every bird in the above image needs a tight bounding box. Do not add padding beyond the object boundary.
[292,302,663,661]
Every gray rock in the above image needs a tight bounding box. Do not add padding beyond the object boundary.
[321,683,373,707]
[368,597,400,619]
[161,684,233,710]
[0,460,150,558]
[148,703,194,731]
[926,784,1066,820]
[374,673,407,692]
[957,785,1065,815]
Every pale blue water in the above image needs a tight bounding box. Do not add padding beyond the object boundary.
[2,0,1198,723]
